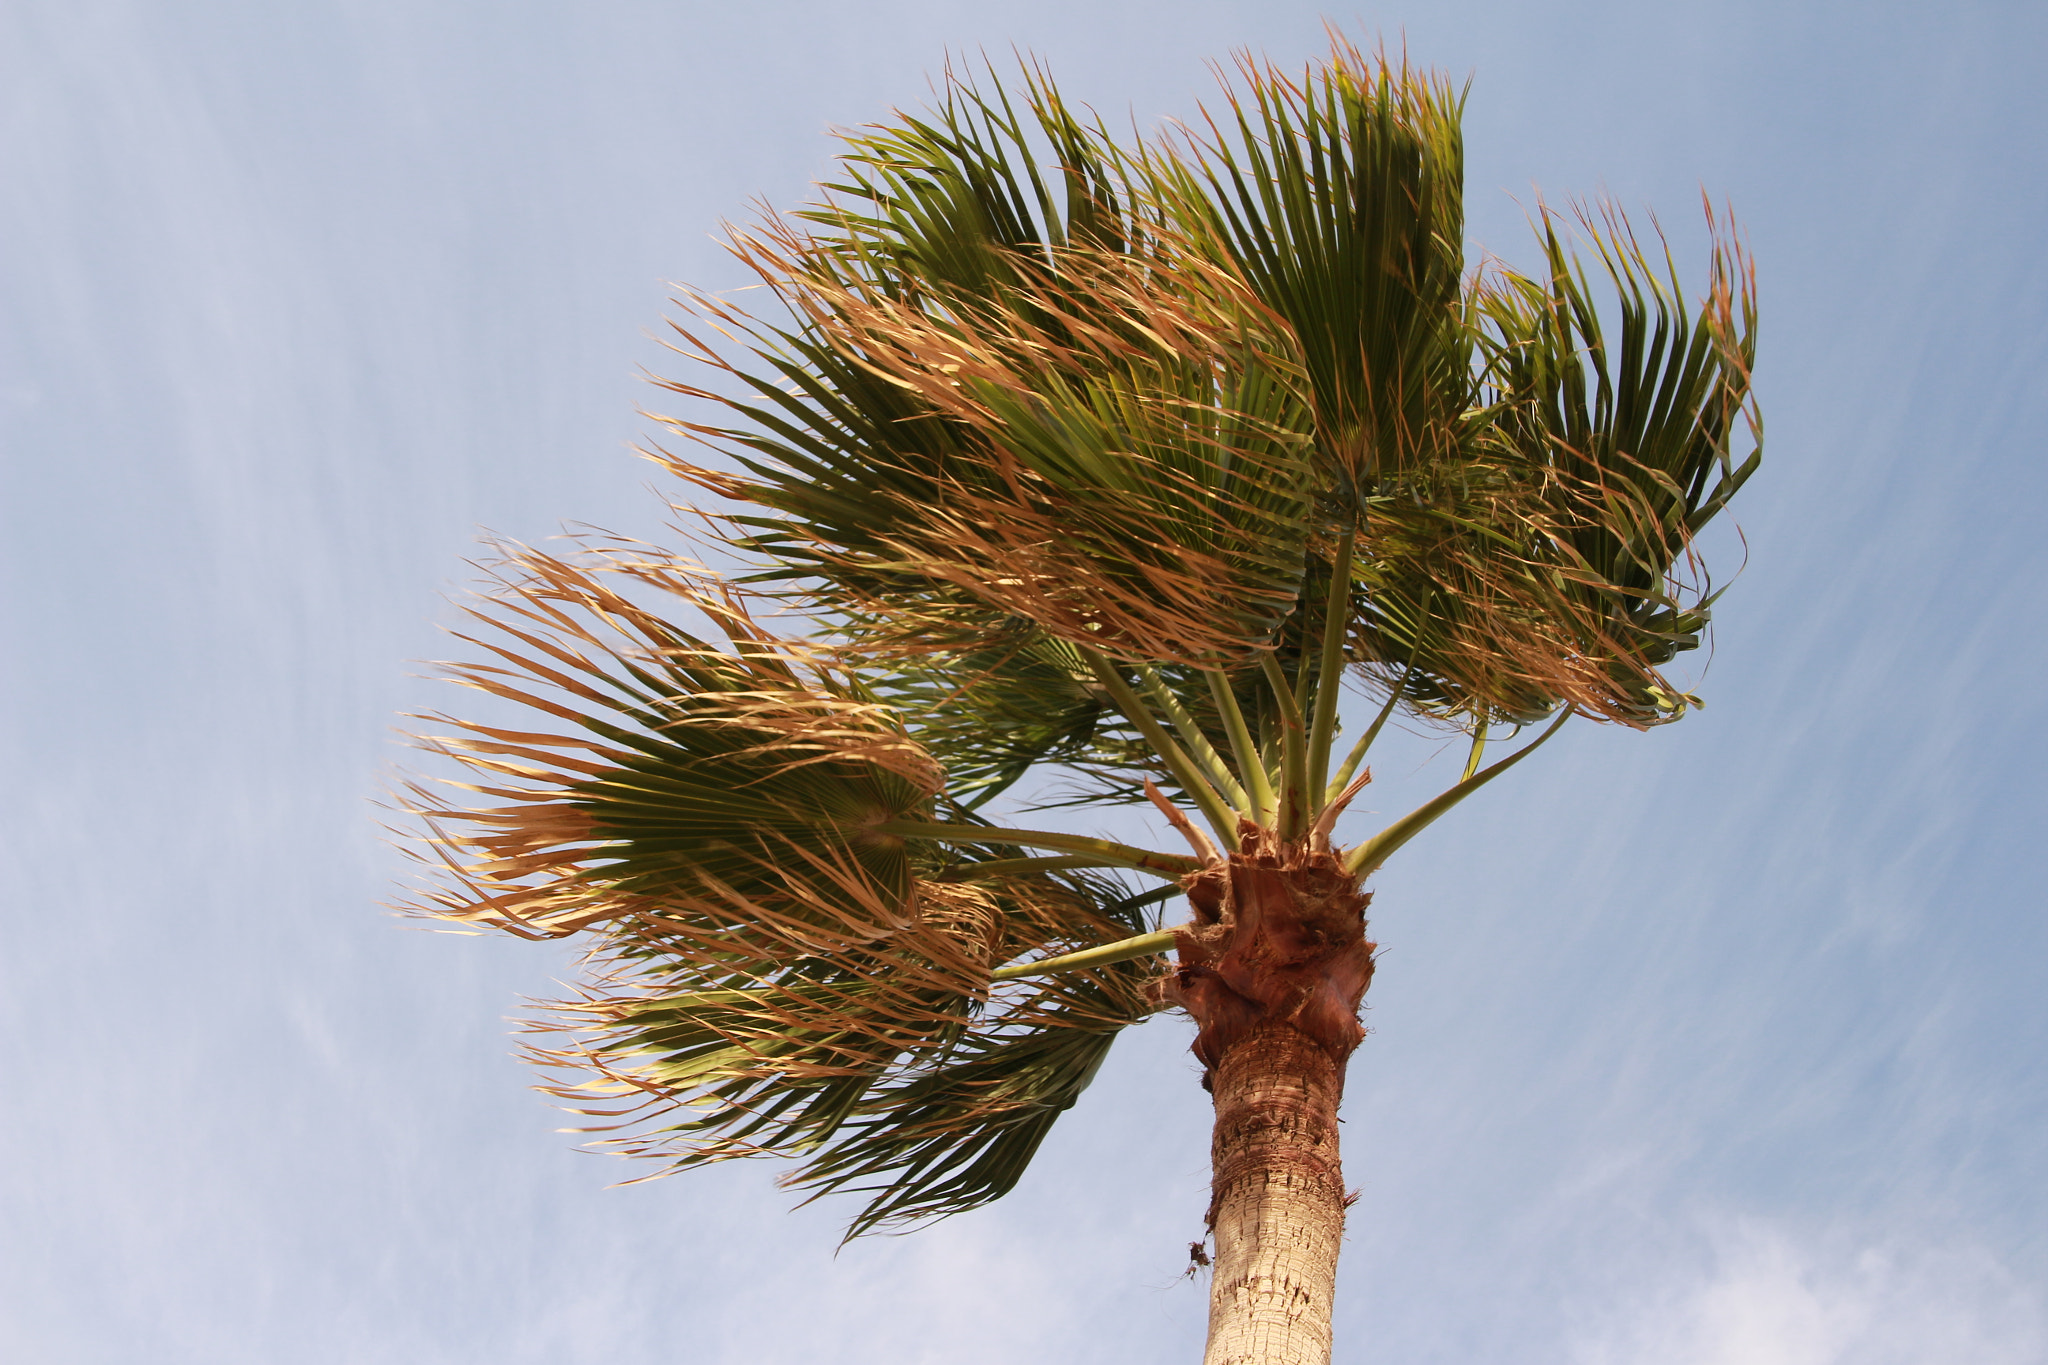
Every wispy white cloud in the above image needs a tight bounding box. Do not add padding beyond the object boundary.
[1572,1218,2046,1365]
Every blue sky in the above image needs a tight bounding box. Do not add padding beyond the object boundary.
[3,2,2044,1362]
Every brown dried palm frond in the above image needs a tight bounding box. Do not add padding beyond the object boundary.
[1137,35,1474,496]
[653,216,1318,667]
[397,537,1172,1230]
[400,542,940,945]
[1352,202,1758,725]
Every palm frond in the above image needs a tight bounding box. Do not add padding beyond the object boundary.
[783,959,1154,1239]
[1143,36,1472,501]
[524,863,1163,1232]
[401,543,941,942]
[400,541,1178,1228]
[1348,202,1759,725]
[654,200,1321,665]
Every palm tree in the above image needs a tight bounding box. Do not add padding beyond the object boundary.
[402,37,1758,1365]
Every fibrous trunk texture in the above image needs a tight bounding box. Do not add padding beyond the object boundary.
[1157,827,1375,1365]
[1202,1022,1347,1365]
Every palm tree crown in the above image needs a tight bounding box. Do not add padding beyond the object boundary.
[401,34,1758,1349]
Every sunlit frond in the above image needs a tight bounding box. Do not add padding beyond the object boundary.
[1352,202,1760,724]
[528,867,1161,1237]
[398,542,1178,1226]
[1144,36,1472,500]
[400,543,940,942]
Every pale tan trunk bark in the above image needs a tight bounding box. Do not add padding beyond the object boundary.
[1154,829,1372,1365]
[1201,1021,1347,1365]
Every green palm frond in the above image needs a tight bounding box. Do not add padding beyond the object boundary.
[653,149,1321,665]
[1350,203,1759,725]
[760,227,1320,664]
[1147,38,1472,500]
[401,542,1182,1227]
[1480,204,1759,662]
[784,956,1155,1239]
[538,871,1161,1238]
[805,57,1133,286]
[403,544,942,942]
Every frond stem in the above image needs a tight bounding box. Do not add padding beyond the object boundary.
[934,855,1126,882]
[1144,777,1222,862]
[989,927,1178,981]
[1343,708,1572,880]
[1082,649,1242,847]
[1133,663,1253,813]
[874,821,1198,879]
[1306,530,1356,799]
[1207,667,1277,825]
[1259,652,1310,840]
[1460,716,1490,782]
[1326,677,1405,800]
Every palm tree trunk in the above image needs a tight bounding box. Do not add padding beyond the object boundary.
[1203,1020,1348,1365]
[1158,828,1376,1365]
